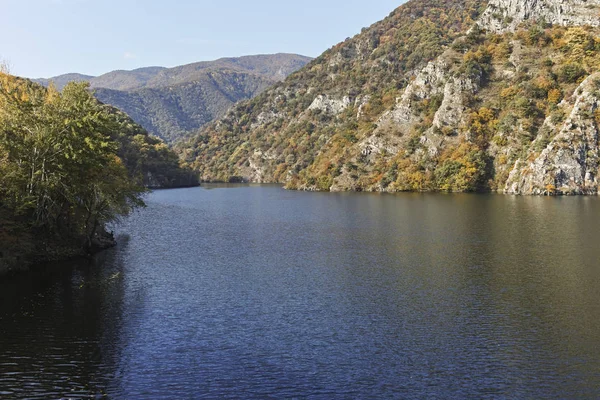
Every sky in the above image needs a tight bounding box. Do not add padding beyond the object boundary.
[2,0,402,79]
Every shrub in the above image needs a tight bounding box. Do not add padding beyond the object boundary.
[557,63,587,83]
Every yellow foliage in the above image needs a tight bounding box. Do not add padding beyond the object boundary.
[468,107,496,138]
[562,27,590,59]
[535,76,554,91]
[491,41,511,59]
[477,107,495,123]
[45,82,60,104]
[500,86,518,99]
[547,88,562,104]
[545,184,557,194]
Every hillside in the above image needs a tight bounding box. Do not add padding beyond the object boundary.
[34,54,312,143]
[181,0,600,195]
[93,69,276,143]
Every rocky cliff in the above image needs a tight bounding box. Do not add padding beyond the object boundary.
[182,0,600,195]
[505,73,600,194]
[477,0,600,33]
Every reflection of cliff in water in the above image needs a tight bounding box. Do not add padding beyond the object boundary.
[0,235,136,398]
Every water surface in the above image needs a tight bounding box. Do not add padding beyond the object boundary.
[1,186,599,398]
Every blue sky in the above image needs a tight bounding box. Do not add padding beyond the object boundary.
[2,0,402,79]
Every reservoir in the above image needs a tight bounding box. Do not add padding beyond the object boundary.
[1,185,599,398]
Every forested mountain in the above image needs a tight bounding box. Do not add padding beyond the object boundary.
[181,0,600,195]
[92,70,275,143]
[0,73,196,267]
[34,54,312,143]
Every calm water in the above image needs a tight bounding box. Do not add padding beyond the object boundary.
[1,185,600,399]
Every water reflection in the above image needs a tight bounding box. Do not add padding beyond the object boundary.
[0,237,132,398]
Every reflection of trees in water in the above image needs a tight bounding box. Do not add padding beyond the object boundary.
[0,236,135,398]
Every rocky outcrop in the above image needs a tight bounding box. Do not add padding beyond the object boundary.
[383,59,449,126]
[478,0,600,32]
[308,95,352,115]
[360,52,479,159]
[433,75,479,130]
[506,74,600,194]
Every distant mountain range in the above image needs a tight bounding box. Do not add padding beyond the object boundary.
[33,54,312,143]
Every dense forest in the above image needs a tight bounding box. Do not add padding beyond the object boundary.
[0,72,196,267]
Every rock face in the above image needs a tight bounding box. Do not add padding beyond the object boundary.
[506,74,600,194]
[358,53,480,162]
[478,0,600,32]
[308,95,352,115]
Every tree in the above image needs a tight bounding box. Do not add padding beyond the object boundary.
[0,74,146,253]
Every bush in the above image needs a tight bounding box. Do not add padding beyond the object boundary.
[557,63,587,83]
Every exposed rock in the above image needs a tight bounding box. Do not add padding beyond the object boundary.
[506,73,600,194]
[382,59,449,126]
[251,110,280,129]
[356,95,372,119]
[433,76,478,130]
[308,95,352,115]
[478,0,600,33]
[365,52,478,158]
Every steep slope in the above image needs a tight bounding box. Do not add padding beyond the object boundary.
[181,0,489,183]
[182,0,600,195]
[35,54,312,143]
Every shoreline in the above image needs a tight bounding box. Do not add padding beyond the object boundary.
[0,184,198,281]
[0,232,117,280]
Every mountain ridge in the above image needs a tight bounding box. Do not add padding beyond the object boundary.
[32,54,312,143]
[33,53,312,91]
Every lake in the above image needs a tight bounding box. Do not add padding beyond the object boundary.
[1,185,599,398]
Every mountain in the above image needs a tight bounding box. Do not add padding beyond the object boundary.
[34,54,312,143]
[93,54,313,90]
[88,66,167,91]
[92,70,276,143]
[181,0,600,195]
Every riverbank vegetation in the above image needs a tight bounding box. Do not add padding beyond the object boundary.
[0,72,197,265]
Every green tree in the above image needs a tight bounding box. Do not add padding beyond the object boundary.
[0,74,147,254]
